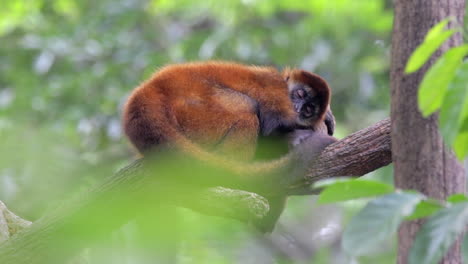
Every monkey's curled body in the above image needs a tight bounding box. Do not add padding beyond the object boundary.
[123,61,336,232]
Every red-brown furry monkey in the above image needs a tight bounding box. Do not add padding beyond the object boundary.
[123,61,337,232]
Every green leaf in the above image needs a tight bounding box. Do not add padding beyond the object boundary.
[454,131,468,159]
[447,194,468,204]
[406,199,443,220]
[457,87,468,131]
[317,180,394,204]
[425,19,451,41]
[461,115,468,132]
[53,0,79,18]
[439,61,468,145]
[409,202,468,264]
[342,192,423,256]
[312,177,353,189]
[405,19,455,73]
[418,45,468,116]
[463,234,468,264]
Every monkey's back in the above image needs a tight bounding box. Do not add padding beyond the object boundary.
[123,61,295,155]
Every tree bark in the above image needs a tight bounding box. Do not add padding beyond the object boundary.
[0,119,392,264]
[302,118,391,184]
[391,1,466,264]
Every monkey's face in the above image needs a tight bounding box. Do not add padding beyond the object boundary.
[283,69,331,130]
[289,83,321,126]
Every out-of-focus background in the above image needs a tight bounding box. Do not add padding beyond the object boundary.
[1,0,458,263]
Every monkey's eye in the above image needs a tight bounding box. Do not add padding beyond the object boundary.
[302,105,315,118]
[295,89,305,99]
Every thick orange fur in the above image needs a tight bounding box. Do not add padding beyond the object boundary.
[123,61,330,163]
[122,61,334,232]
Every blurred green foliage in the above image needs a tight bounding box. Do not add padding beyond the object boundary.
[0,0,408,263]
[0,0,393,203]
[317,177,468,264]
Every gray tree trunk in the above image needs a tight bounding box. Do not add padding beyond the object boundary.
[391,1,466,264]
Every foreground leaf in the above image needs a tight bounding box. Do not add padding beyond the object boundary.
[409,202,468,264]
[405,19,454,73]
[463,234,468,264]
[317,180,393,204]
[312,177,353,188]
[406,199,443,220]
[418,45,468,116]
[447,194,468,204]
[440,61,468,145]
[462,115,468,132]
[453,131,468,159]
[342,192,423,256]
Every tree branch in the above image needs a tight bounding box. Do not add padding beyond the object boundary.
[0,118,392,264]
[304,117,391,183]
[0,201,32,244]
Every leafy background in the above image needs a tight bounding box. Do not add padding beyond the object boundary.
[0,0,465,263]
